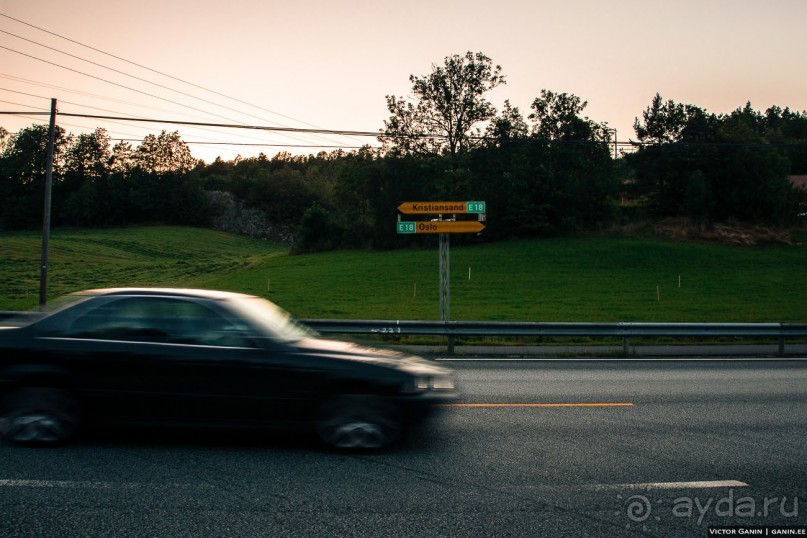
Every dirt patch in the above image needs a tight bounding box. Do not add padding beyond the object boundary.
[652,218,793,245]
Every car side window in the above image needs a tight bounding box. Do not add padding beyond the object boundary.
[62,297,254,348]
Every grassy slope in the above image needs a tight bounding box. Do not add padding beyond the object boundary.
[1,227,805,322]
[202,235,807,322]
[0,227,283,311]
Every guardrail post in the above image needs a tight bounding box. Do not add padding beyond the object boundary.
[447,335,455,355]
[623,337,630,357]
[779,336,785,356]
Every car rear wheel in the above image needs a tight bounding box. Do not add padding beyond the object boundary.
[316,394,401,450]
[1,388,78,446]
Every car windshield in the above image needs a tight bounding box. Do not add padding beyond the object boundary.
[43,291,100,314]
[225,295,315,342]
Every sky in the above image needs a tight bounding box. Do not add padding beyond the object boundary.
[1,0,806,163]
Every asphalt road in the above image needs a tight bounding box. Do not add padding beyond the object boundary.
[2,359,806,537]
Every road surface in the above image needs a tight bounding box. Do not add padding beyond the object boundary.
[1,358,805,537]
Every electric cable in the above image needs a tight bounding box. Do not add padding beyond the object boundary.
[0,45,328,148]
[0,14,366,147]
[0,13,370,142]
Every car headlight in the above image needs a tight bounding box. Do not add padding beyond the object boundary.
[405,375,455,393]
[432,376,455,390]
[415,377,432,391]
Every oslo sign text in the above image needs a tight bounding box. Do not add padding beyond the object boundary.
[397,221,485,234]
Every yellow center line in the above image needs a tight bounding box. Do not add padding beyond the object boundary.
[439,402,634,408]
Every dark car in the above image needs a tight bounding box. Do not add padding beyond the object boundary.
[0,288,456,449]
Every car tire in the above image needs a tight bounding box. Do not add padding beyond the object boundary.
[0,388,78,446]
[316,394,401,450]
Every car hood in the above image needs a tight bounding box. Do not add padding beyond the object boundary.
[292,338,446,372]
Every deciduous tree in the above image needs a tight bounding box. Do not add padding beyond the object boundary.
[529,90,607,142]
[135,131,197,174]
[381,51,505,169]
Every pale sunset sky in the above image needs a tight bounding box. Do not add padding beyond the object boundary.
[1,0,806,162]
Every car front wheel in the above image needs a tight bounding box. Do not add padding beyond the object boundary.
[316,394,401,450]
[1,388,78,446]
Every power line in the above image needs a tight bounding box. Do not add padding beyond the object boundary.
[0,72,234,118]
[0,86,324,147]
[0,110,50,115]
[114,139,364,149]
[0,45,273,128]
[0,29,333,149]
[2,107,378,153]
[0,46,338,150]
[0,12,367,147]
[58,111,384,138]
[0,99,47,110]
[0,12,323,127]
[8,107,802,150]
[184,142,364,149]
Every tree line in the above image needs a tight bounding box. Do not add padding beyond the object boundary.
[0,127,205,230]
[1,51,805,250]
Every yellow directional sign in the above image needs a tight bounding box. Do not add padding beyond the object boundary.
[398,221,485,234]
[397,201,486,215]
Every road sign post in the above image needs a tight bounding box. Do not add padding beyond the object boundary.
[396,201,487,352]
[439,228,450,323]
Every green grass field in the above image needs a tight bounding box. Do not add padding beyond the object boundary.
[0,227,283,311]
[1,226,805,322]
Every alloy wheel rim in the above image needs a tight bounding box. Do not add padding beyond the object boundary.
[328,420,387,449]
[7,413,68,443]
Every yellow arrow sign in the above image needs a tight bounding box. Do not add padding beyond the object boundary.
[398,201,470,214]
[403,221,485,234]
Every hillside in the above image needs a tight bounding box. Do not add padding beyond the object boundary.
[0,227,283,311]
[2,226,805,322]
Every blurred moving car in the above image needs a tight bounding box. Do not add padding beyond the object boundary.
[0,288,456,449]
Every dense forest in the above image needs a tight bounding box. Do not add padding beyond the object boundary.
[1,52,805,251]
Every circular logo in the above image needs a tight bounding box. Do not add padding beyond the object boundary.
[625,494,652,522]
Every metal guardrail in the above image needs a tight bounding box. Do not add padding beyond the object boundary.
[301,319,807,356]
[4,312,805,356]
[0,311,41,323]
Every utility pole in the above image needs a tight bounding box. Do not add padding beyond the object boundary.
[39,98,57,311]
[613,128,618,159]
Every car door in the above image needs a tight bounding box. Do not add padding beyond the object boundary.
[180,298,337,425]
[36,295,263,423]
[38,294,326,426]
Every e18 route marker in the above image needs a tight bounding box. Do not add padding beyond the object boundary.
[397,201,486,215]
[397,221,485,234]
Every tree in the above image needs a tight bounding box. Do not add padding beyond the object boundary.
[628,97,796,223]
[485,100,529,145]
[65,128,112,183]
[381,51,506,169]
[0,124,67,186]
[110,140,135,175]
[0,127,8,155]
[134,131,197,174]
[633,93,712,144]
[764,106,807,174]
[296,202,341,252]
[0,124,68,229]
[529,90,607,142]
